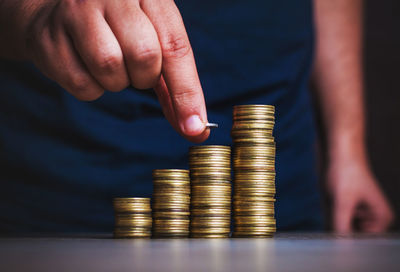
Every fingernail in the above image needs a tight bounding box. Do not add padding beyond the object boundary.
[182,115,205,136]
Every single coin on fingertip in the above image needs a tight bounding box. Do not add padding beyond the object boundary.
[205,123,219,129]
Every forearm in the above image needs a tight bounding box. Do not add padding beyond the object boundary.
[0,0,48,59]
[313,0,367,164]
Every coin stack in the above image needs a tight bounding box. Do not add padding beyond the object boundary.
[189,145,232,238]
[152,169,190,238]
[113,197,152,238]
[231,105,277,237]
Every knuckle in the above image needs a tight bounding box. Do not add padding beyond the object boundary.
[96,52,123,73]
[61,0,87,8]
[65,73,104,101]
[134,46,161,67]
[73,88,103,101]
[161,34,191,59]
[106,80,130,92]
[68,74,93,95]
[76,91,103,101]
[171,88,198,106]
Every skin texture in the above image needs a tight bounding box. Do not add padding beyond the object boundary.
[0,0,209,143]
[313,0,394,232]
[0,0,394,232]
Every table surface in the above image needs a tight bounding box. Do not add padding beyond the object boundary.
[1,233,400,272]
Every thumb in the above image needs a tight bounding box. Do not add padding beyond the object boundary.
[333,197,356,233]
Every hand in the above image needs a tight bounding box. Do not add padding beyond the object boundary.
[327,158,394,233]
[16,0,209,142]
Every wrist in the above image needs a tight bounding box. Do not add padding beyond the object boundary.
[327,131,368,166]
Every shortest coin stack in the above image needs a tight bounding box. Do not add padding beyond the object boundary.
[189,145,232,238]
[152,169,191,238]
[113,197,152,238]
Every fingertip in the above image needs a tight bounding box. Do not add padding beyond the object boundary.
[184,127,210,143]
[181,115,206,137]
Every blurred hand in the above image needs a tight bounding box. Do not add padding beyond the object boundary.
[327,158,394,233]
[20,0,209,142]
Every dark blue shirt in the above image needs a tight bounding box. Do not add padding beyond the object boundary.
[0,0,322,232]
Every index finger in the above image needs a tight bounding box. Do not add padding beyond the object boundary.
[141,0,208,138]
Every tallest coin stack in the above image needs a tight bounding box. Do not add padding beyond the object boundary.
[231,105,277,237]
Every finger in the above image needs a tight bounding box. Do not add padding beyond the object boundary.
[154,77,210,142]
[364,203,392,232]
[64,4,129,92]
[333,197,356,233]
[154,76,178,130]
[31,21,104,101]
[105,1,162,89]
[142,0,208,138]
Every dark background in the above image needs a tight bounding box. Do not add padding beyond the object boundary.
[364,0,400,230]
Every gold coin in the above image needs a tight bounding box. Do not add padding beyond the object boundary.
[233,151,276,158]
[234,226,276,232]
[152,211,190,217]
[153,191,190,196]
[234,210,274,216]
[235,216,276,224]
[233,104,275,112]
[191,196,231,202]
[115,214,152,226]
[152,193,190,199]
[233,139,275,146]
[191,208,231,216]
[234,170,276,175]
[189,153,231,159]
[153,169,189,175]
[234,173,275,180]
[234,193,275,198]
[232,121,274,129]
[191,221,231,228]
[233,147,276,154]
[231,132,274,139]
[153,233,189,238]
[113,204,151,213]
[234,186,275,192]
[153,232,189,236]
[233,161,275,167]
[191,184,231,190]
[233,196,275,201]
[189,163,231,168]
[113,227,151,238]
[190,166,231,172]
[190,227,231,234]
[190,179,232,185]
[151,200,190,206]
[153,220,189,226]
[191,216,231,223]
[152,204,190,210]
[234,182,275,188]
[190,174,231,180]
[153,228,189,233]
[233,153,275,158]
[113,197,150,204]
[114,233,151,239]
[190,158,231,163]
[153,178,190,183]
[190,145,231,152]
[234,167,275,172]
[232,233,273,238]
[190,233,230,238]
[191,205,231,210]
[233,116,275,123]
